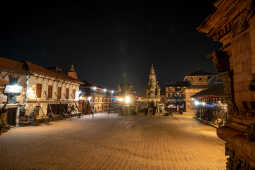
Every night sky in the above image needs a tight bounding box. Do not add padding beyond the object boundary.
[0,1,219,95]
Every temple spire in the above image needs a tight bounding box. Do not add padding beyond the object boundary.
[150,64,155,75]
[70,64,76,72]
[145,64,160,98]
[67,64,78,79]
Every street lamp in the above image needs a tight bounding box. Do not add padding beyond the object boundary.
[92,86,97,91]
[124,96,131,104]
[194,100,201,106]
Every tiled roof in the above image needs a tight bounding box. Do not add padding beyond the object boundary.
[0,57,27,74]
[191,85,224,98]
[0,57,83,84]
[187,85,209,89]
[24,61,83,84]
[165,81,191,87]
[185,70,216,76]
[80,81,108,90]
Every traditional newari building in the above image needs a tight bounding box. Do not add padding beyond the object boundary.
[164,71,215,112]
[79,81,114,113]
[184,70,215,112]
[191,78,226,127]
[198,0,255,169]
[165,81,190,111]
[0,57,82,126]
[145,64,160,102]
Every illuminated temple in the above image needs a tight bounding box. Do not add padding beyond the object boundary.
[145,64,161,102]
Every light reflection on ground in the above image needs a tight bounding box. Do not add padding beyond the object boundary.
[0,112,226,170]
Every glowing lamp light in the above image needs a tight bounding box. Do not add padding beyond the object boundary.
[194,100,200,106]
[202,102,206,106]
[78,90,84,100]
[79,96,85,100]
[117,97,123,102]
[124,96,131,104]
[75,90,82,101]
[111,90,114,94]
[4,84,23,94]
[87,96,92,102]
[92,86,97,91]
[103,88,107,92]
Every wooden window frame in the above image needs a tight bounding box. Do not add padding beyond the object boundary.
[66,88,69,99]
[72,89,76,99]
[48,85,53,99]
[36,84,42,98]
[57,87,62,100]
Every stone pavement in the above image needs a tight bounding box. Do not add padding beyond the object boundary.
[0,112,226,170]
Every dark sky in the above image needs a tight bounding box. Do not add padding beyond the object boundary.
[0,1,219,95]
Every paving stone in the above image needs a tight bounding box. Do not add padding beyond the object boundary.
[0,113,226,170]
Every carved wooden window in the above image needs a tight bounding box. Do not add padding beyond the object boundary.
[36,84,42,98]
[66,88,69,99]
[57,87,62,99]
[48,85,53,99]
[72,89,76,99]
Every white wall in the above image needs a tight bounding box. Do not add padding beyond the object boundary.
[25,74,80,117]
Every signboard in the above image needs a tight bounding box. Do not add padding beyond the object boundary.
[4,84,23,94]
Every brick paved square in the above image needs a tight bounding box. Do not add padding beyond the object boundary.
[0,113,226,170]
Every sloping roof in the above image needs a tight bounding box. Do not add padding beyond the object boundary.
[0,57,83,84]
[187,85,209,89]
[81,80,93,87]
[165,81,191,87]
[80,81,107,90]
[0,57,27,74]
[24,61,82,84]
[191,85,224,98]
[185,70,216,76]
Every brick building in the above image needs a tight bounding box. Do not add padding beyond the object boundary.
[79,81,114,113]
[198,0,255,168]
[164,70,215,112]
[164,81,190,112]
[184,70,215,112]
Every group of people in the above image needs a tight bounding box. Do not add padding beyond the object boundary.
[145,101,158,116]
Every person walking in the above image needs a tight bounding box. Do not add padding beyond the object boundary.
[152,102,156,117]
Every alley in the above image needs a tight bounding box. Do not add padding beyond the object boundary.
[0,113,226,170]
